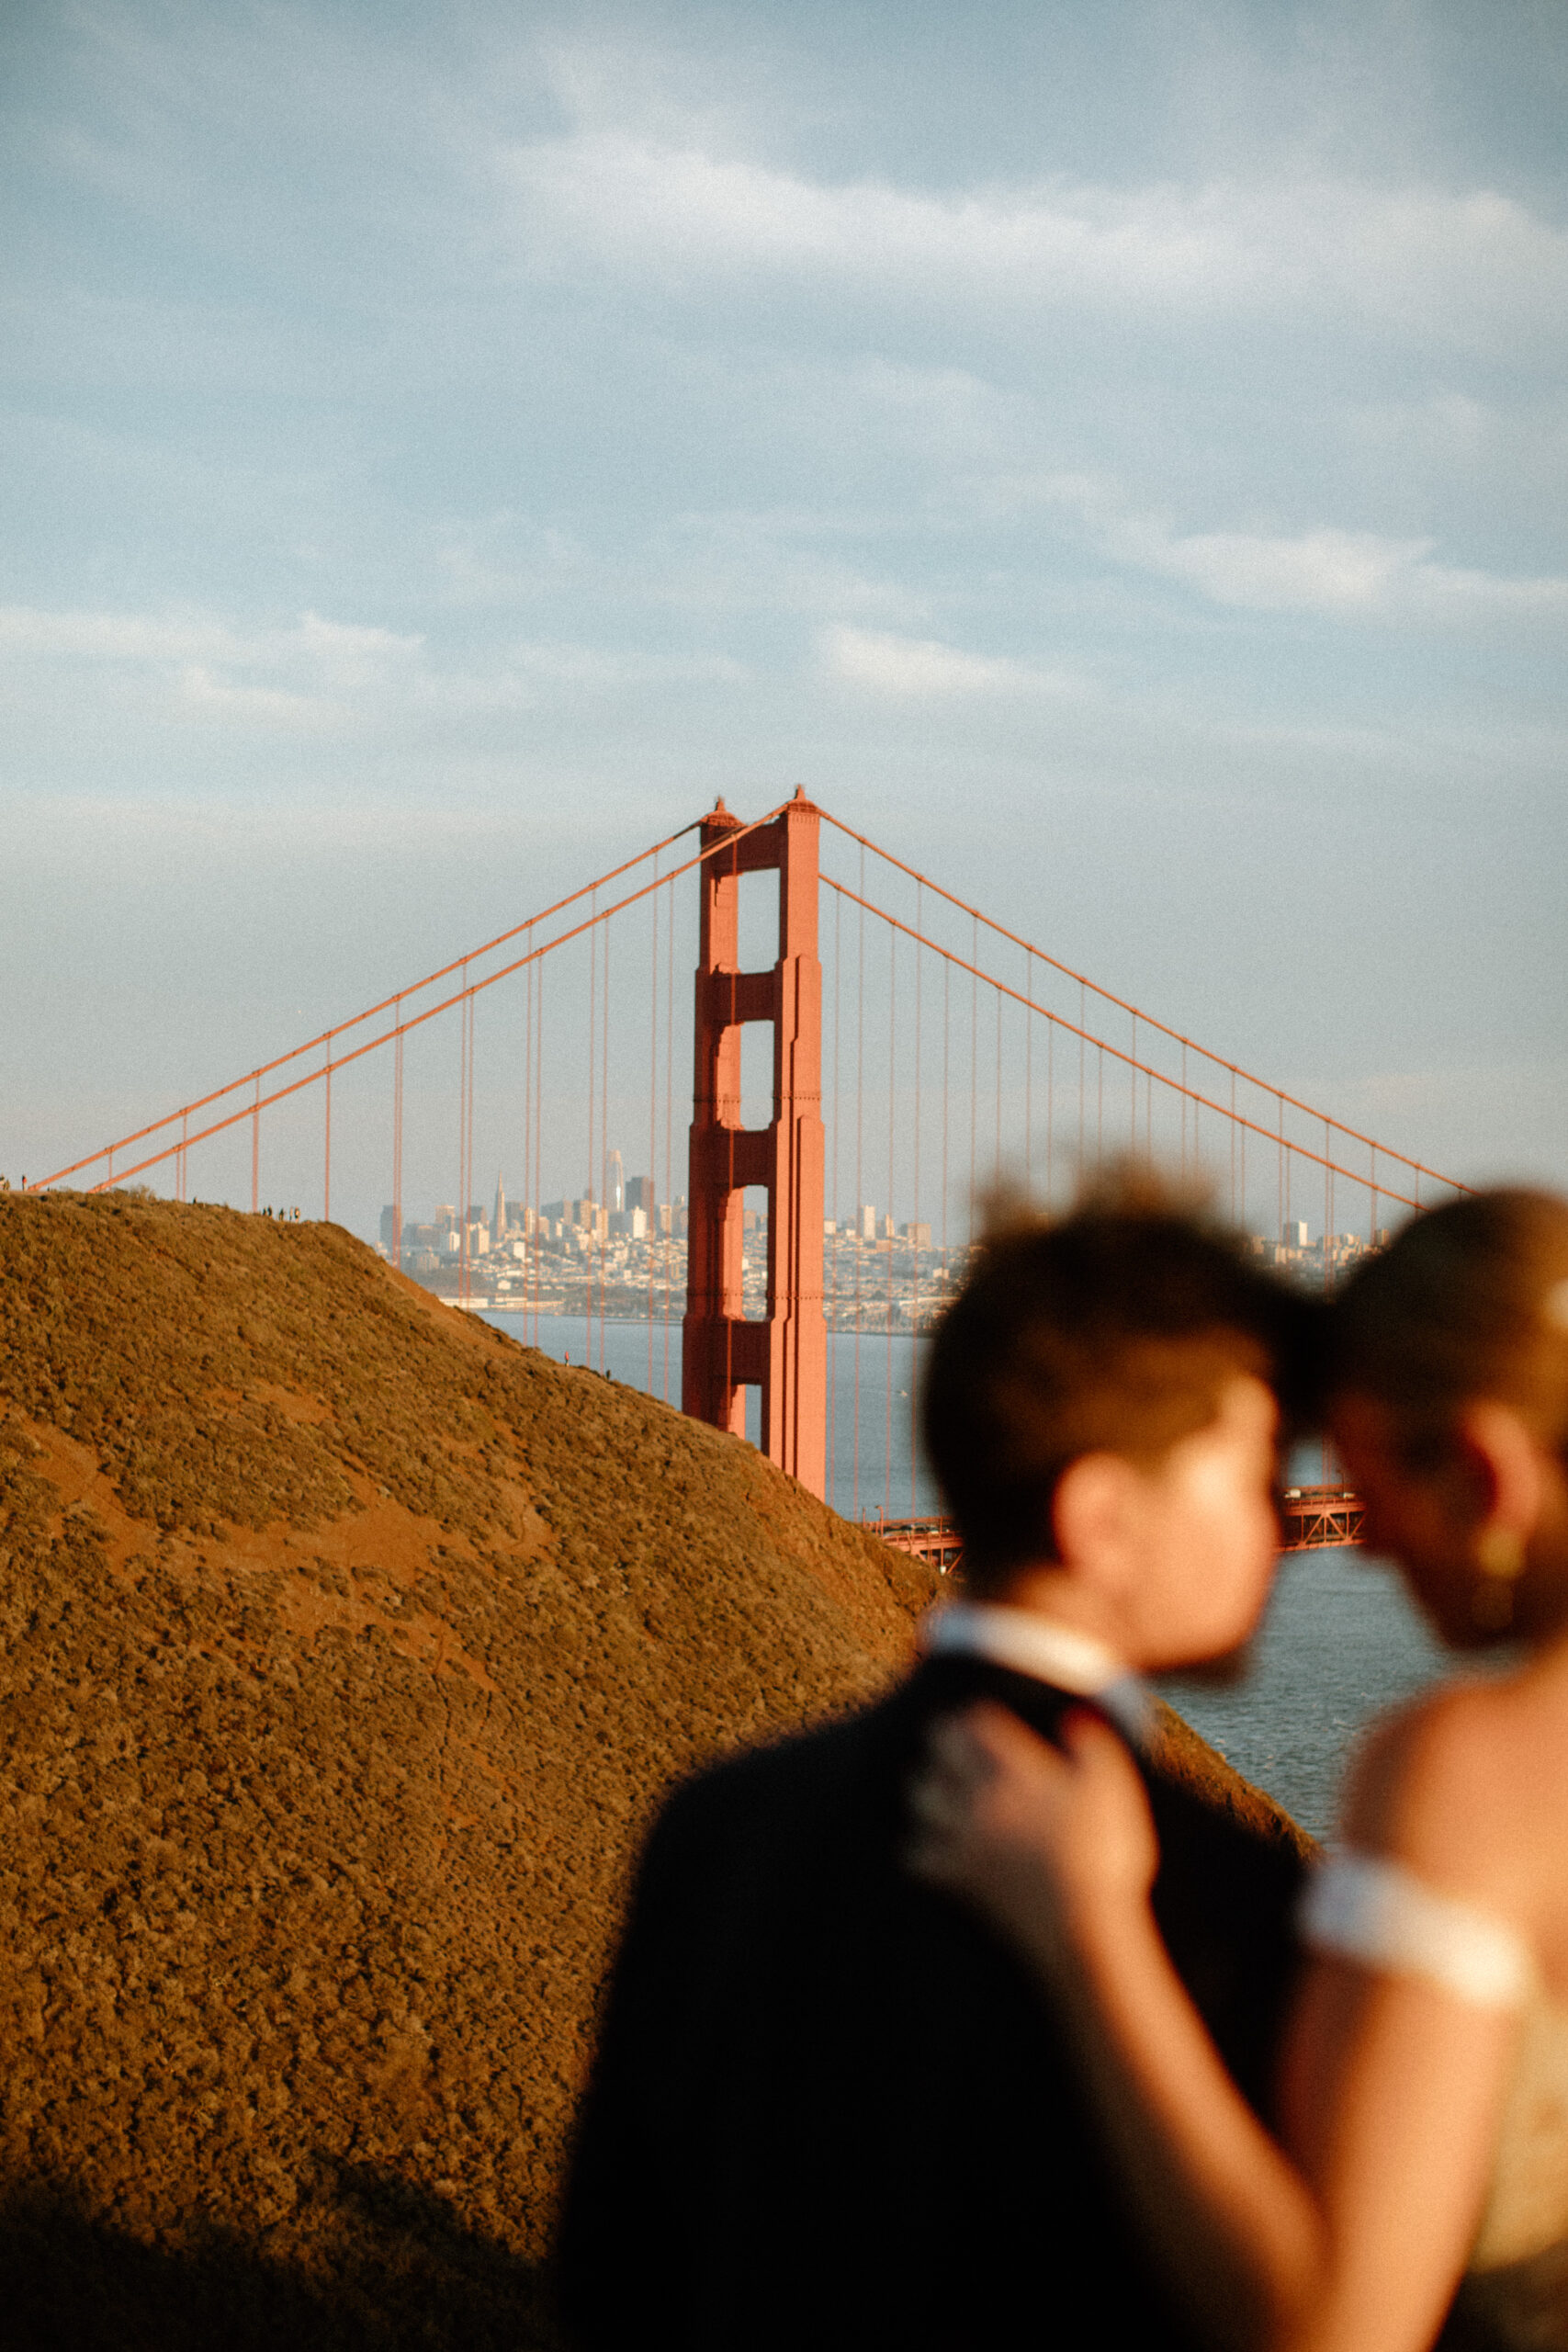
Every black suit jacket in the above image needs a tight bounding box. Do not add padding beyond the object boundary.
[558,1654,1307,2350]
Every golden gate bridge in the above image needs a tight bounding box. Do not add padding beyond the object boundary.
[27,792,1462,1558]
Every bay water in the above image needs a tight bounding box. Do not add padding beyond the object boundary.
[481,1308,1452,1841]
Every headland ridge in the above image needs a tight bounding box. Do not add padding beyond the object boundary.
[0,1188,1307,2346]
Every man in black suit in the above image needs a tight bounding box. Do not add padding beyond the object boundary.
[558,1179,1314,2349]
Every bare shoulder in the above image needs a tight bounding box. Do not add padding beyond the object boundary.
[1338,1671,1568,1907]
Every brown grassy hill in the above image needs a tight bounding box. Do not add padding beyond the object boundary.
[0,1189,1308,2351]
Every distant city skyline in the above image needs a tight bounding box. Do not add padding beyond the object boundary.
[383,1171,1365,1293]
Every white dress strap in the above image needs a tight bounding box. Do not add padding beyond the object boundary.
[1299,1851,1537,2012]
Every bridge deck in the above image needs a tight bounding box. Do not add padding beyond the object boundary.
[867,1485,1366,1575]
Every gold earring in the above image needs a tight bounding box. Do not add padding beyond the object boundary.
[1476,1527,1526,1582]
[1471,1527,1525,1631]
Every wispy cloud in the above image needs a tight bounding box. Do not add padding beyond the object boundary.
[0,602,750,735]
[434,502,927,626]
[0,606,424,735]
[0,605,419,671]
[980,478,1568,621]
[823,626,1077,698]
[1137,523,1568,622]
[1133,524,1431,613]
[496,130,1568,350]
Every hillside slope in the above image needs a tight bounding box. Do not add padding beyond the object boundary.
[0,1190,1307,2349]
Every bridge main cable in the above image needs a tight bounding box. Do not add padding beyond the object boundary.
[28,820,708,1194]
[818,869,1465,1213]
[34,804,794,1197]
[820,809,1461,1200]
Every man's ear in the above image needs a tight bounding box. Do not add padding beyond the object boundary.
[1453,1400,1549,1547]
[1052,1452,1141,1600]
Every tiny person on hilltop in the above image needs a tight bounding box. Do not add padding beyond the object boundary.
[557,1170,1319,2351]
[911,1188,1568,2352]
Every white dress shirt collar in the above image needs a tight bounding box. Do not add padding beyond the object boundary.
[919,1600,1153,1749]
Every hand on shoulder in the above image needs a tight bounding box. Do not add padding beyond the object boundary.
[908,1702,1157,1973]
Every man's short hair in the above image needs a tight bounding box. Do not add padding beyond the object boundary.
[922,1170,1313,1596]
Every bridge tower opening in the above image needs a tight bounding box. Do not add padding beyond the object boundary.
[682,788,826,1497]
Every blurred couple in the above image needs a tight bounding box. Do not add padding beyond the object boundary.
[559,1171,1568,2352]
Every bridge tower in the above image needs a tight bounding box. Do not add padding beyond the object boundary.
[682,789,827,1497]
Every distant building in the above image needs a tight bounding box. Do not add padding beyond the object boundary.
[859,1204,877,1242]
[493,1175,507,1237]
[625,1174,658,1215]
[607,1150,625,1214]
[1282,1219,1310,1250]
[379,1205,399,1251]
[900,1221,932,1249]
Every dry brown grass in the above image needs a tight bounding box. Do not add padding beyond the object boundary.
[0,1188,1306,2348]
[0,1190,940,2346]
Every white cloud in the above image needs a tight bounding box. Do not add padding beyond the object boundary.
[987,480,1568,621]
[501,132,1251,308]
[410,642,750,715]
[434,501,928,626]
[496,130,1568,348]
[1140,525,1568,622]
[0,606,233,663]
[511,640,748,687]
[1133,525,1434,614]
[173,667,336,731]
[824,626,1071,698]
[0,605,424,736]
[1404,565,1568,623]
[0,601,753,740]
[0,605,420,673]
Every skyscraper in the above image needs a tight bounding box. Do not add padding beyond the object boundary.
[494,1173,507,1238]
[607,1149,625,1214]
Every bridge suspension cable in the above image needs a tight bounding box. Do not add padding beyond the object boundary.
[27,808,787,1198]
[27,817,707,1196]
[818,808,1458,1210]
[818,872,1444,1214]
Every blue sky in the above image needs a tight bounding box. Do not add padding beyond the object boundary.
[4,0,1566,1222]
